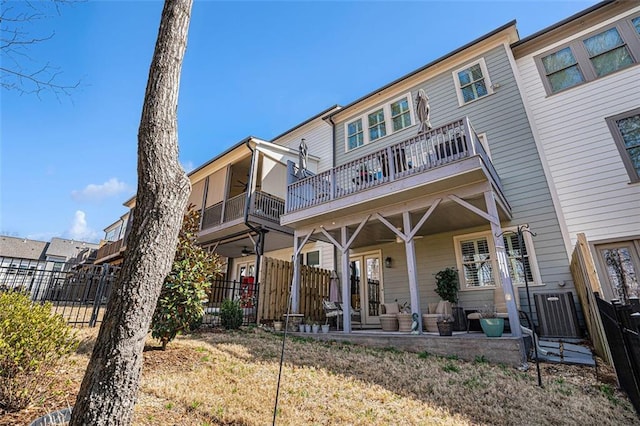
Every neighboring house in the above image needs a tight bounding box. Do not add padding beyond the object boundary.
[97,106,340,284]
[282,20,577,336]
[512,0,640,303]
[0,235,98,296]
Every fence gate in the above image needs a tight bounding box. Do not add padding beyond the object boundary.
[596,297,640,416]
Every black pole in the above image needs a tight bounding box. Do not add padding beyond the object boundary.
[516,225,542,387]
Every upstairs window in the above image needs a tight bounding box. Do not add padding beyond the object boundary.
[536,14,640,95]
[583,28,634,77]
[390,97,411,131]
[453,58,493,106]
[541,47,585,92]
[368,109,386,141]
[347,119,364,150]
[606,108,640,183]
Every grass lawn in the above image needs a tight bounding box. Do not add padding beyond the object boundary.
[4,326,638,426]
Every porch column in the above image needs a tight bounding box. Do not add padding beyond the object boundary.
[340,226,352,332]
[291,234,301,313]
[403,211,423,333]
[484,191,522,339]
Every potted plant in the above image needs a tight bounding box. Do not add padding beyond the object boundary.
[304,317,312,333]
[321,318,330,333]
[479,305,504,337]
[312,321,320,333]
[434,267,463,330]
[436,314,454,336]
[273,320,283,331]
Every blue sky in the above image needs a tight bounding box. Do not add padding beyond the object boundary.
[1,0,599,243]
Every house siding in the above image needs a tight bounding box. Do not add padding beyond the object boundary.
[273,119,334,173]
[515,6,640,246]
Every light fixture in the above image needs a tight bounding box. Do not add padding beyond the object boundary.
[241,246,251,257]
[384,257,392,268]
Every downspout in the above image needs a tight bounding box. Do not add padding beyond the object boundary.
[244,139,266,284]
[328,114,340,273]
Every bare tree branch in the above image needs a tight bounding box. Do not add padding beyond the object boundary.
[0,0,83,99]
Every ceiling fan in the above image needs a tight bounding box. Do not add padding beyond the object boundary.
[241,246,253,257]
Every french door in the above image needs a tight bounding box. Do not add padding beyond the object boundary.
[349,251,383,325]
[595,240,640,303]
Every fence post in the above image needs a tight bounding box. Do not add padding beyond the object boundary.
[89,264,111,327]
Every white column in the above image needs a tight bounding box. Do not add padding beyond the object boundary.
[291,234,300,313]
[341,226,352,332]
[484,191,522,338]
[403,211,422,333]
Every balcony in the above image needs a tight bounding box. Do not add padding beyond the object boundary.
[94,239,124,264]
[201,190,285,232]
[282,117,508,227]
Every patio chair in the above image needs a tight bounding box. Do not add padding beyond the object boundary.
[322,299,342,330]
[466,288,520,332]
[337,301,362,330]
[422,300,452,332]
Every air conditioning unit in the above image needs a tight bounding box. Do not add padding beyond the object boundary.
[534,292,582,338]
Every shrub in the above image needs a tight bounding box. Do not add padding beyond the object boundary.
[0,292,78,412]
[152,206,222,349]
[220,299,243,330]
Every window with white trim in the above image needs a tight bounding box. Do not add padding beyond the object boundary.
[606,107,640,183]
[306,250,320,267]
[535,14,640,95]
[452,58,494,106]
[347,119,364,150]
[368,109,386,141]
[454,229,541,290]
[344,93,414,152]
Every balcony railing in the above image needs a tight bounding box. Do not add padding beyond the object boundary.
[286,117,502,213]
[202,190,285,230]
[94,239,124,262]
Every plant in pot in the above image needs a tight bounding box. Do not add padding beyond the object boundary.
[273,320,283,332]
[434,267,463,330]
[396,300,413,332]
[321,318,330,333]
[479,305,504,337]
[304,317,313,333]
[312,321,320,333]
[436,314,454,336]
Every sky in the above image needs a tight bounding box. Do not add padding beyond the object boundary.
[1,0,600,243]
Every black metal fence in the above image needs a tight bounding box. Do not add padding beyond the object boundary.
[202,278,260,327]
[597,296,640,416]
[1,264,260,328]
[0,264,118,327]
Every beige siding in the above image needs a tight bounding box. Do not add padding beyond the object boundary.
[188,179,205,211]
[205,168,227,207]
[273,119,334,173]
[264,241,335,271]
[260,156,287,199]
[515,6,640,246]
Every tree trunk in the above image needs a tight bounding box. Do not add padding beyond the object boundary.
[70,1,193,424]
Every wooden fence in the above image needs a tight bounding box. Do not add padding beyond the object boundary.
[570,233,613,365]
[256,257,331,323]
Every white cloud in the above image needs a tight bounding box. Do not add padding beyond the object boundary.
[71,178,130,202]
[66,211,101,242]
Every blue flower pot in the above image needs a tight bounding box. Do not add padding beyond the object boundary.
[480,318,504,337]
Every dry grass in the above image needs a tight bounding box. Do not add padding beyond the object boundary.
[3,326,638,426]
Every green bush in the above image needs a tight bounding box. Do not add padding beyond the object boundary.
[220,299,243,330]
[152,206,222,349]
[0,292,78,412]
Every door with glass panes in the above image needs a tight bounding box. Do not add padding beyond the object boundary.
[349,251,383,325]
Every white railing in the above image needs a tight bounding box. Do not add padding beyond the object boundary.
[286,117,502,213]
[201,191,285,230]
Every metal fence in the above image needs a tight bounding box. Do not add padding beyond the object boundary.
[0,264,118,327]
[597,297,640,416]
[203,278,260,327]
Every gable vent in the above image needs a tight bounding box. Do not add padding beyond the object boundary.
[534,292,581,338]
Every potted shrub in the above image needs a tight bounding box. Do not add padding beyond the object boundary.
[321,318,330,333]
[312,322,320,333]
[436,314,454,336]
[434,267,464,330]
[479,305,504,337]
[304,317,312,333]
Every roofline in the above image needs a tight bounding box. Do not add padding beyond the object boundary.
[512,0,615,48]
[325,20,517,119]
[271,104,341,141]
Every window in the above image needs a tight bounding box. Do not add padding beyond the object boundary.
[596,240,640,302]
[536,15,640,95]
[459,236,494,288]
[606,107,640,183]
[452,58,493,106]
[541,47,585,92]
[368,109,386,141]
[454,229,541,290]
[344,93,414,151]
[583,28,634,77]
[347,119,364,150]
[306,250,320,267]
[390,97,411,131]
